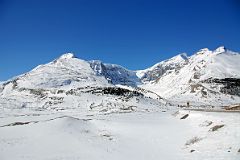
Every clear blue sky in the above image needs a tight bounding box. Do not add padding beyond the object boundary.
[0,0,240,81]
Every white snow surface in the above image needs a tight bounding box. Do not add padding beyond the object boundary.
[0,109,239,160]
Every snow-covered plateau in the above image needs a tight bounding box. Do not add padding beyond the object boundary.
[0,46,240,160]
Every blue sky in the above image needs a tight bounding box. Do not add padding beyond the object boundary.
[0,0,240,80]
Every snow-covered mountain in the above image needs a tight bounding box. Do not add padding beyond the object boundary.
[0,46,239,109]
[0,53,164,113]
[6,53,110,89]
[139,46,240,106]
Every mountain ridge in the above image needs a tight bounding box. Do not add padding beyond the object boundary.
[0,46,239,108]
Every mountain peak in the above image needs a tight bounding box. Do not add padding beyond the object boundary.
[199,48,210,52]
[59,53,76,59]
[168,53,188,63]
[214,46,227,53]
[195,48,211,55]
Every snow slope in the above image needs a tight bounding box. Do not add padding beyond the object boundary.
[13,53,110,89]
[0,109,239,160]
[137,53,188,82]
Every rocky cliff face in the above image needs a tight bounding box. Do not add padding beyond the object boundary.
[89,60,140,86]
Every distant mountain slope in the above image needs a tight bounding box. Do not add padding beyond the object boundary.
[136,53,188,83]
[139,46,240,106]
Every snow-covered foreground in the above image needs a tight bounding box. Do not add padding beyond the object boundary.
[0,109,239,160]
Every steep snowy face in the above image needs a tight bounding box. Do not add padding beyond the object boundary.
[198,47,240,79]
[136,53,188,83]
[141,47,240,106]
[185,46,240,81]
[89,60,140,86]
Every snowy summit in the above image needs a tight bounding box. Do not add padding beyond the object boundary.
[59,53,76,59]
